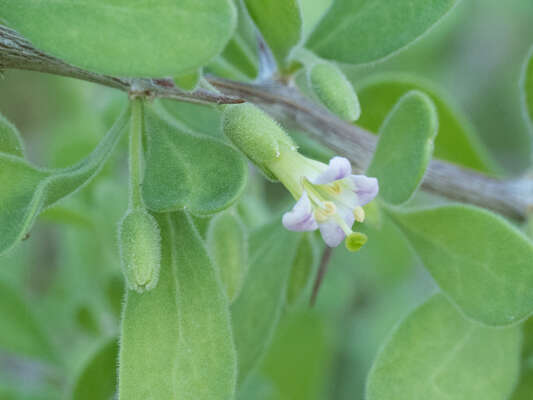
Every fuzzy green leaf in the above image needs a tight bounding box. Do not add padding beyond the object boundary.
[207,211,248,303]
[367,294,522,400]
[243,0,302,67]
[119,212,236,400]
[0,280,55,360]
[71,337,119,400]
[231,220,300,383]
[0,0,236,77]
[520,46,533,138]
[0,113,24,157]
[367,91,438,205]
[0,107,129,255]
[389,205,533,326]
[307,0,459,65]
[355,74,495,172]
[142,103,247,215]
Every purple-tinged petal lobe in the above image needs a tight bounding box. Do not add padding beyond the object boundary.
[351,175,379,206]
[312,156,352,185]
[282,191,318,232]
[318,220,346,247]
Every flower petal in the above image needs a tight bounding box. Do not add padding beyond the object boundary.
[351,175,379,206]
[318,220,346,247]
[282,191,318,232]
[312,156,352,185]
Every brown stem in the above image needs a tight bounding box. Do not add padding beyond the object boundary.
[1,25,532,221]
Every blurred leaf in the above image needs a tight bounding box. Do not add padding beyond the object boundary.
[367,91,437,205]
[142,103,247,215]
[162,101,222,138]
[367,294,521,400]
[0,280,55,360]
[173,70,201,92]
[286,233,318,306]
[509,367,533,400]
[243,0,302,67]
[389,205,533,326]
[509,316,533,400]
[207,211,248,303]
[307,0,459,65]
[260,311,329,400]
[520,46,533,140]
[0,0,237,77]
[70,337,118,400]
[119,212,236,400]
[231,220,300,384]
[0,113,24,157]
[355,74,496,172]
[0,107,129,255]
[299,0,332,38]
[237,373,280,400]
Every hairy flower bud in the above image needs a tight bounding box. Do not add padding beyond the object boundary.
[119,209,161,293]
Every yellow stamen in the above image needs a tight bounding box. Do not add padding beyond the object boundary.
[328,181,342,195]
[323,201,337,216]
[353,206,365,223]
[314,209,328,222]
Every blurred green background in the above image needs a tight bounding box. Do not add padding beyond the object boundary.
[1,0,532,399]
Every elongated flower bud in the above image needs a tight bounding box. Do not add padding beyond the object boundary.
[222,103,295,178]
[119,209,161,293]
[308,62,361,122]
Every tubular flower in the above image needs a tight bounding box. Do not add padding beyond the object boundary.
[268,153,378,251]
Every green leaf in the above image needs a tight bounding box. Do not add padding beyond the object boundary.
[119,212,236,400]
[0,0,237,77]
[354,73,495,173]
[286,233,318,306]
[71,337,119,400]
[207,211,248,303]
[0,107,129,255]
[389,205,533,326]
[142,103,247,215]
[0,280,55,360]
[231,220,300,384]
[243,0,302,67]
[173,69,201,92]
[520,46,533,138]
[367,294,522,400]
[0,113,24,156]
[211,0,259,80]
[307,0,459,65]
[367,91,438,205]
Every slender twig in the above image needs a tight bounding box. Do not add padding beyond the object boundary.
[310,246,333,307]
[1,25,532,221]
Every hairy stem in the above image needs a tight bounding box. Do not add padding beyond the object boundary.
[1,25,531,221]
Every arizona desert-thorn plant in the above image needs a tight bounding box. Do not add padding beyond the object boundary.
[0,0,533,399]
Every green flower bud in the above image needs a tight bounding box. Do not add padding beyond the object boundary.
[308,62,361,122]
[345,232,368,252]
[119,209,161,293]
[222,103,295,172]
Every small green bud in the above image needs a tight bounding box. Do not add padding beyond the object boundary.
[119,209,161,293]
[207,212,248,303]
[222,103,294,168]
[345,232,368,252]
[308,62,361,122]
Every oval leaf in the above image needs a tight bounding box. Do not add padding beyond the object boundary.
[231,220,300,384]
[389,205,533,326]
[119,212,236,400]
[367,91,438,205]
[0,108,129,255]
[207,211,248,303]
[367,294,521,400]
[355,73,495,172]
[244,0,302,67]
[71,337,119,400]
[0,0,237,77]
[142,103,247,215]
[307,0,459,65]
[0,113,24,156]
